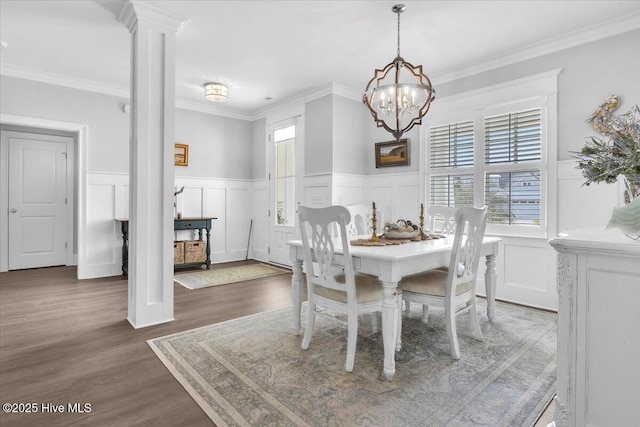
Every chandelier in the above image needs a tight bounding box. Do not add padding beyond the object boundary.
[363,4,435,141]
[204,82,229,102]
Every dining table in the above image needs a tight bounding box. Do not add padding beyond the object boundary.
[287,234,502,381]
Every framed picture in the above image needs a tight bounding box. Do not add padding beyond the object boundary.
[174,143,189,166]
[375,139,409,168]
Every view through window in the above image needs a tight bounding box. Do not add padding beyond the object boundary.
[274,124,296,226]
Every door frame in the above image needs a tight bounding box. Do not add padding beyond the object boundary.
[0,114,86,274]
[265,104,305,266]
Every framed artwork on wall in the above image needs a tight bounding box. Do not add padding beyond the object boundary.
[375,139,409,168]
[174,143,189,166]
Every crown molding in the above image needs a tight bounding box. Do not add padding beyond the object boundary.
[174,99,252,121]
[250,83,363,121]
[431,12,640,85]
[0,63,130,98]
[331,83,362,103]
[2,12,637,122]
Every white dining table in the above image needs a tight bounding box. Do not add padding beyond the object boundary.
[287,235,501,381]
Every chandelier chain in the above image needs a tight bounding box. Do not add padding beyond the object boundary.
[396,9,401,57]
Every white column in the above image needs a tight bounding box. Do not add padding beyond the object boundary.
[119,1,186,328]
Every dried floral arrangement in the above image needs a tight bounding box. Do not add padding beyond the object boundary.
[572,95,640,192]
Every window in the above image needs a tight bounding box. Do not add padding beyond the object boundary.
[427,108,544,230]
[273,124,296,226]
[424,70,558,237]
[429,121,474,207]
[484,108,542,225]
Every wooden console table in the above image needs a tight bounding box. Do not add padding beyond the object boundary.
[116,217,217,274]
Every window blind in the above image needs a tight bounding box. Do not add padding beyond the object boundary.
[430,121,474,168]
[430,174,474,207]
[485,109,541,164]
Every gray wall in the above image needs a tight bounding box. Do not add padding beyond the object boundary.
[304,95,333,175]
[434,29,640,161]
[175,109,253,179]
[1,75,255,179]
[332,95,370,175]
[0,76,129,172]
[251,117,267,180]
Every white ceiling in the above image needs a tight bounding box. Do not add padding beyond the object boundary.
[1,0,640,119]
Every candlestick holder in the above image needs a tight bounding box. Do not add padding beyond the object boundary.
[417,203,429,240]
[370,202,381,242]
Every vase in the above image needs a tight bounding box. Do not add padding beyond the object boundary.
[622,174,640,204]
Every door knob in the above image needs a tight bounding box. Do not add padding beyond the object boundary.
[10,208,17,213]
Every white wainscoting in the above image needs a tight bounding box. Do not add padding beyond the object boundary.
[174,176,252,263]
[476,236,558,311]
[81,172,128,279]
[303,173,332,207]
[332,173,367,206]
[556,160,624,232]
[81,162,626,307]
[80,172,253,279]
[369,172,421,226]
[250,179,268,263]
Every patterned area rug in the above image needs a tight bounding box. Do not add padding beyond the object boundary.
[148,300,556,426]
[174,263,290,290]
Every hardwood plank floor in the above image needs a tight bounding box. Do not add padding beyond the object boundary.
[1,263,553,426]
[0,262,294,426]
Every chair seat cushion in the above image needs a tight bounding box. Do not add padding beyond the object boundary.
[400,269,472,297]
[314,273,385,303]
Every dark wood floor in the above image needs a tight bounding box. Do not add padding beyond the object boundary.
[0,262,295,426]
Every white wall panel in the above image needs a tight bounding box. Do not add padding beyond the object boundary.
[369,172,421,225]
[205,187,227,255]
[179,186,204,218]
[250,180,268,262]
[556,160,623,232]
[332,173,367,206]
[86,183,116,265]
[501,238,557,310]
[303,174,331,207]
[228,187,250,254]
[84,172,128,278]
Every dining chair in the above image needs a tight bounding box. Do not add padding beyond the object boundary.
[326,204,385,332]
[405,205,458,314]
[329,204,384,238]
[400,206,488,359]
[428,205,458,235]
[298,205,397,372]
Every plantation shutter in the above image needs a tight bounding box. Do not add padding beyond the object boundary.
[430,175,474,207]
[430,121,474,168]
[485,109,541,164]
[484,108,542,225]
[429,121,475,208]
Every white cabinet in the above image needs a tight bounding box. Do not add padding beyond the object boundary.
[549,228,640,427]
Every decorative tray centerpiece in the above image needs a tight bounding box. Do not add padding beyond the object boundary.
[383,219,419,240]
[350,203,445,246]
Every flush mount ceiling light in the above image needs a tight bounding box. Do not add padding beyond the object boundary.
[363,4,435,140]
[204,82,228,102]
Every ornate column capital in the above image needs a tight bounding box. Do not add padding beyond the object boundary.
[118,0,187,33]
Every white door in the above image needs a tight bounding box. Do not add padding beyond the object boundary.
[7,132,69,270]
[268,120,301,266]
